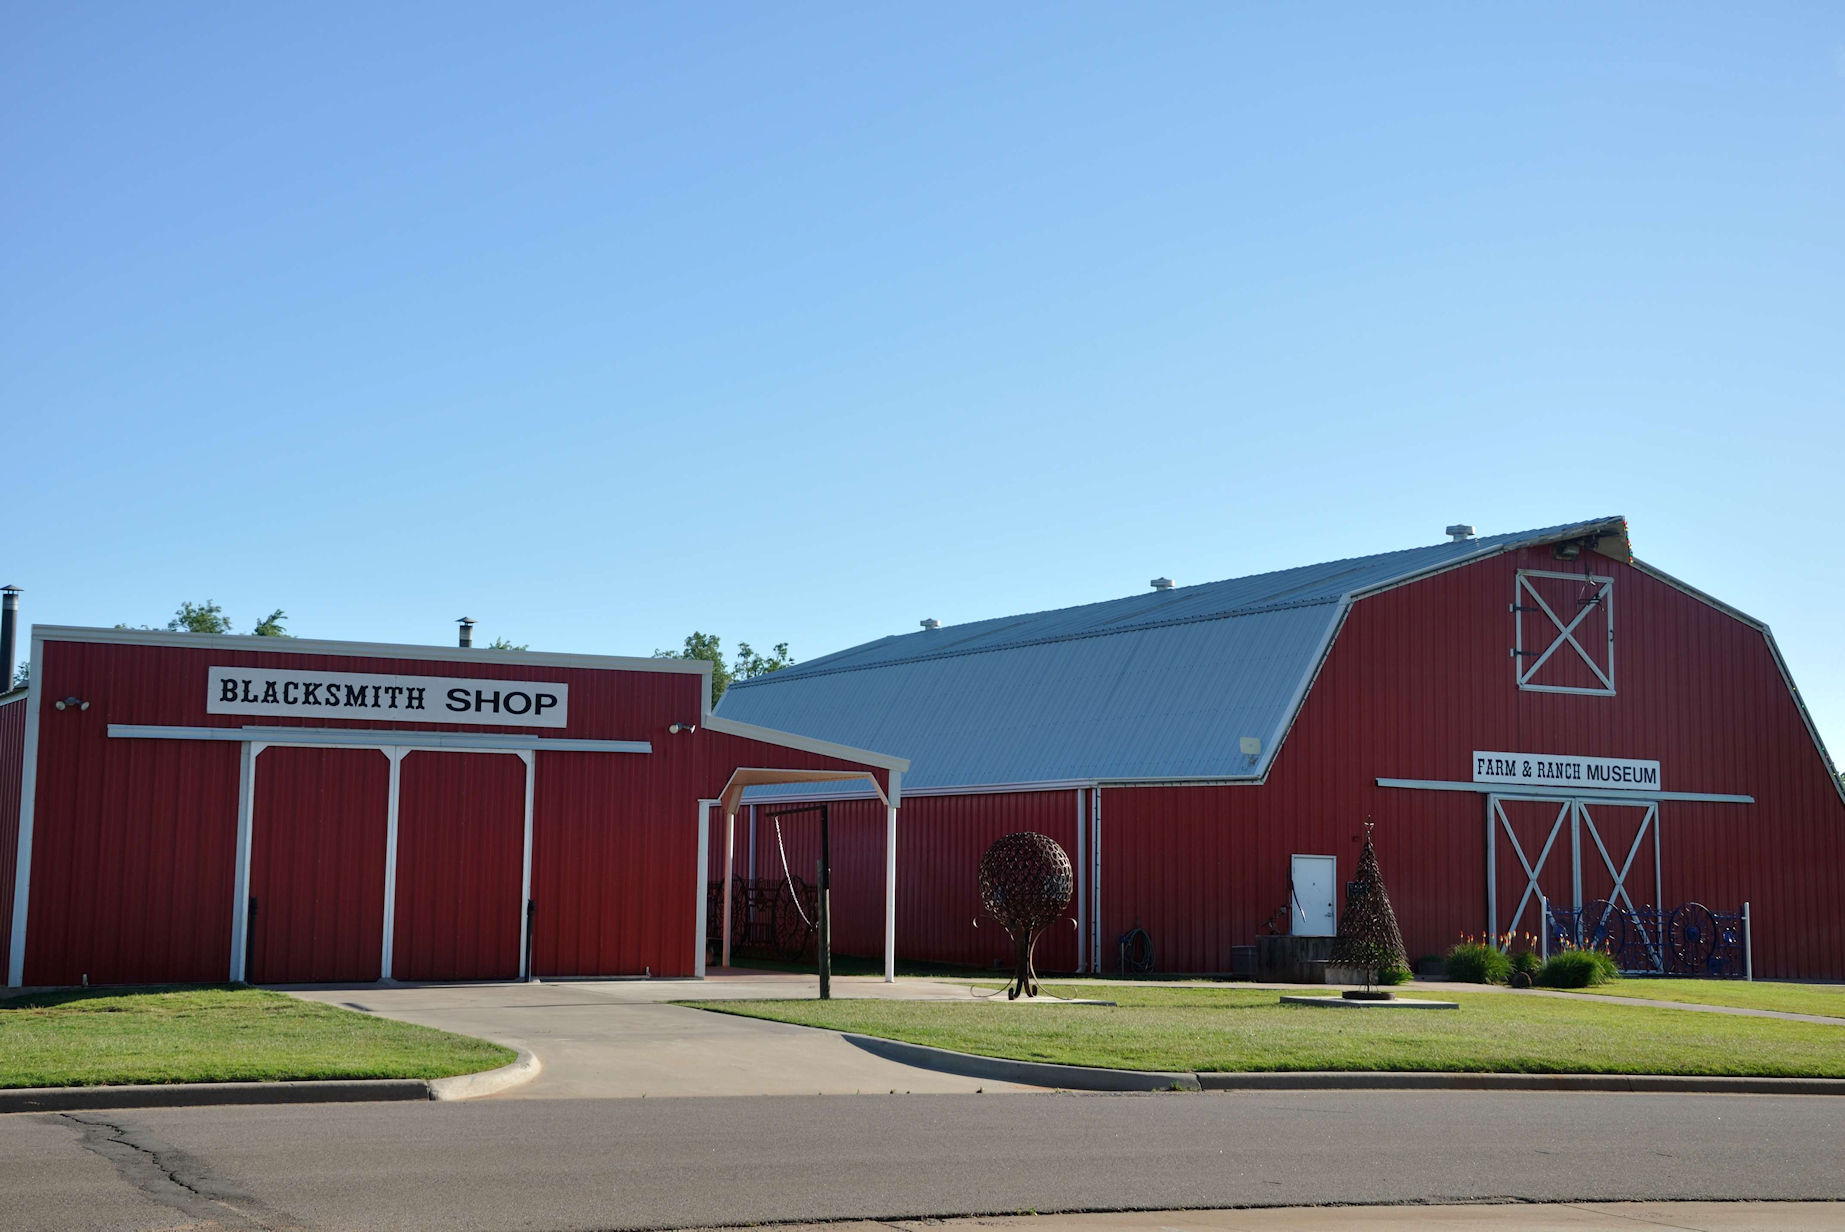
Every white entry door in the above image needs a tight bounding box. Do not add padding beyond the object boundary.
[1291,854,1337,937]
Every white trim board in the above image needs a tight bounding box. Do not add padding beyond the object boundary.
[6,635,44,987]
[29,624,714,679]
[701,714,909,772]
[1378,777,1752,805]
[108,724,649,754]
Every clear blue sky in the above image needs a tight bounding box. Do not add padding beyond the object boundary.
[5,5,1842,755]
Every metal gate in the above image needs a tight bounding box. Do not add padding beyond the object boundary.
[1487,794,1660,943]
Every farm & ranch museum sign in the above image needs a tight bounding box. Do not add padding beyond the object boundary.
[1473,751,1660,791]
[208,666,568,728]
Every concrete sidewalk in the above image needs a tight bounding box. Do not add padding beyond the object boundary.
[740,1202,1845,1231]
[286,972,1042,1098]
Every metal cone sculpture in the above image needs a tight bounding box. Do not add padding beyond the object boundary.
[1329,821,1409,987]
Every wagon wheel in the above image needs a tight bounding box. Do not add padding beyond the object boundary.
[1668,902,1719,975]
[1579,899,1626,965]
[773,880,816,962]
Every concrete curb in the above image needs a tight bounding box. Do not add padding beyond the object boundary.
[0,1079,430,1114]
[1197,1072,1845,1095]
[0,1050,539,1114]
[842,1034,1201,1091]
[428,1049,541,1101]
[840,1034,1845,1097]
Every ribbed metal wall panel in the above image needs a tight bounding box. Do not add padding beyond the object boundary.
[533,748,701,978]
[23,648,241,984]
[393,751,525,982]
[0,697,26,972]
[754,789,1082,972]
[249,746,389,983]
[1097,546,1845,978]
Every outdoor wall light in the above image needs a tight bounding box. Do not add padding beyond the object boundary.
[54,696,90,711]
[667,722,697,734]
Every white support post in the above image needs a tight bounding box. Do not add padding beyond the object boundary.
[1539,895,1549,961]
[748,804,758,882]
[517,750,536,982]
[1074,787,1086,975]
[228,741,264,982]
[6,636,45,988]
[1090,788,1102,974]
[884,770,900,983]
[1485,798,1497,942]
[1743,901,1753,981]
[1570,802,1583,914]
[722,810,736,970]
[694,800,713,978]
[380,747,406,981]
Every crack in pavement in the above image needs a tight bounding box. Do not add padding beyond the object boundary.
[56,1112,308,1231]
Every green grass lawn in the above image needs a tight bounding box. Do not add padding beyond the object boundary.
[683,981,1845,1077]
[1552,978,1845,1019]
[0,985,514,1089]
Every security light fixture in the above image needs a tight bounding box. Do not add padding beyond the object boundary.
[668,723,697,734]
[55,696,90,711]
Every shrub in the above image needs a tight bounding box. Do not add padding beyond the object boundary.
[1444,941,1511,984]
[1535,948,1619,988]
[1375,964,1411,986]
[1508,950,1542,978]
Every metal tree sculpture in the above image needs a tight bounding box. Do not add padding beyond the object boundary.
[978,832,1074,1000]
[1329,821,1409,987]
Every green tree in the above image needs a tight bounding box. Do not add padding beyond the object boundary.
[655,631,730,705]
[251,609,290,637]
[653,633,795,705]
[734,641,794,680]
[9,662,25,690]
[116,601,293,636]
[168,600,233,634]
[485,636,527,651]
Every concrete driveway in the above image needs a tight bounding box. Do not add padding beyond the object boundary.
[285,970,1041,1098]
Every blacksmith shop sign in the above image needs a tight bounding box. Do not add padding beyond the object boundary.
[207,666,569,728]
[1473,750,1660,792]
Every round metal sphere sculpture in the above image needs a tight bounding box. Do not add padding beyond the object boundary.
[977,831,1074,999]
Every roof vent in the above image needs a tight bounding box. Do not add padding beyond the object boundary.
[1149,577,1174,591]
[920,618,940,630]
[1445,524,1476,543]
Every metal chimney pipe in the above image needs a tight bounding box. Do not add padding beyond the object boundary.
[457,617,475,649]
[1,586,20,689]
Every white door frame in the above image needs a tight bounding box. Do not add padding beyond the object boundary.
[1289,854,1337,937]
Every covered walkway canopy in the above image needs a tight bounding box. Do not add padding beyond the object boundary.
[707,765,901,980]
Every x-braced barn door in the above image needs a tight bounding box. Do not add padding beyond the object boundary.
[1487,795,1660,961]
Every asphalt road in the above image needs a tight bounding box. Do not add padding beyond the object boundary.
[2,1090,1841,1232]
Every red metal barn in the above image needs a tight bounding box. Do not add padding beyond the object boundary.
[2,628,905,988]
[718,518,1845,980]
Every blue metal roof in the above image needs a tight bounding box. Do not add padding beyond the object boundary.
[719,518,1627,791]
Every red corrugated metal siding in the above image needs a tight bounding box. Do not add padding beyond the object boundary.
[1099,546,1845,978]
[392,751,526,981]
[524,727,892,979]
[531,750,700,978]
[758,789,1083,972]
[0,697,26,970]
[249,746,389,983]
[23,699,241,985]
